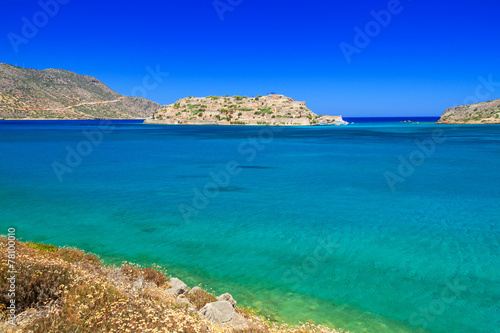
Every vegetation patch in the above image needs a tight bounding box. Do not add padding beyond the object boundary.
[25,242,59,253]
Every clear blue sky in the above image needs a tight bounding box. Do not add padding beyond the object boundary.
[1,0,499,116]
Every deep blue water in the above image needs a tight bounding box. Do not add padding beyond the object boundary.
[0,121,499,333]
[0,119,145,125]
[343,116,440,123]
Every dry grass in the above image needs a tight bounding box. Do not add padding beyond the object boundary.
[0,238,344,333]
[186,288,217,311]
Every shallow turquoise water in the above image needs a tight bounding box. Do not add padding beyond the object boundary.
[1,121,499,333]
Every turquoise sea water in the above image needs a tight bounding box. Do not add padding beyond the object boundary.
[1,120,499,333]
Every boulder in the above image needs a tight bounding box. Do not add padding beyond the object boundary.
[217,293,237,308]
[229,313,250,330]
[188,286,202,295]
[165,278,188,296]
[175,298,192,307]
[199,301,234,323]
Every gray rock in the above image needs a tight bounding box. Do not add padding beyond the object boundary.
[175,298,192,307]
[188,286,202,295]
[230,313,250,330]
[165,278,188,296]
[216,293,237,308]
[199,301,234,323]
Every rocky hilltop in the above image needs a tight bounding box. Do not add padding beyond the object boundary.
[438,98,500,124]
[145,95,344,126]
[0,63,159,119]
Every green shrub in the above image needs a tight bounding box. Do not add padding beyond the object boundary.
[26,242,59,253]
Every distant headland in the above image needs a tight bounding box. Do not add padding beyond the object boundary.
[437,98,500,124]
[0,63,159,120]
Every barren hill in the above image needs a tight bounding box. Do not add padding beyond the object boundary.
[438,99,500,124]
[0,63,159,119]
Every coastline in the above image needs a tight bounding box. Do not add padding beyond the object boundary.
[436,119,500,124]
[0,238,343,333]
[0,118,146,121]
[0,118,347,126]
[0,238,423,333]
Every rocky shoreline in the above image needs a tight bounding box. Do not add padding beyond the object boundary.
[0,238,342,333]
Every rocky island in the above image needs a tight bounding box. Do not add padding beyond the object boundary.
[438,98,500,124]
[145,94,346,126]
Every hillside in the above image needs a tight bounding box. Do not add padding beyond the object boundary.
[0,238,341,333]
[438,98,500,124]
[0,64,159,119]
[145,95,345,126]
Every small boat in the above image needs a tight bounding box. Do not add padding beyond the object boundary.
[334,119,349,126]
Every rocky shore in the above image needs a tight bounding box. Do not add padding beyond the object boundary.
[145,94,345,126]
[0,238,342,333]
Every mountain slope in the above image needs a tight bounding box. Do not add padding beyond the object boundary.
[438,98,500,124]
[0,64,160,119]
